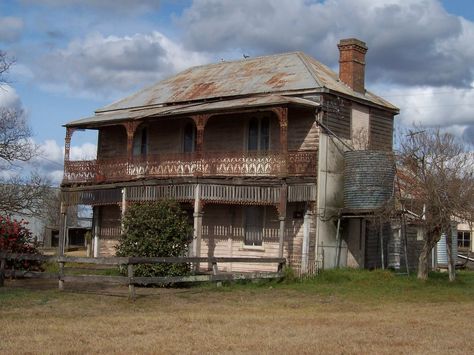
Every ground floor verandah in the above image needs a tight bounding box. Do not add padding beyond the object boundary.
[59,181,318,274]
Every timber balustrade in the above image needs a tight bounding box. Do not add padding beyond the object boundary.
[63,150,318,183]
[0,252,286,300]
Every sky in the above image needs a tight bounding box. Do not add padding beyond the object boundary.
[0,0,473,185]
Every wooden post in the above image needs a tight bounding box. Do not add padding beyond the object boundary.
[58,202,67,256]
[123,121,140,161]
[301,209,312,273]
[0,255,5,287]
[193,184,203,271]
[379,218,385,270]
[278,184,288,259]
[272,107,288,176]
[212,261,218,275]
[93,206,100,258]
[278,217,286,259]
[121,187,127,233]
[128,263,135,300]
[278,260,285,273]
[334,217,342,268]
[191,114,209,175]
[63,128,75,164]
[192,114,209,155]
[58,261,65,290]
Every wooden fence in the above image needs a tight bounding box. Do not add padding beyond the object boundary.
[0,253,286,300]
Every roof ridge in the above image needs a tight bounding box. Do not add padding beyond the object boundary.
[182,51,305,71]
[296,52,324,88]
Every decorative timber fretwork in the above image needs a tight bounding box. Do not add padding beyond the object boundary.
[191,114,210,154]
[123,121,141,158]
[270,107,288,153]
[64,127,76,163]
[63,150,317,184]
[61,188,122,206]
[201,184,280,205]
[127,185,196,202]
[61,183,317,207]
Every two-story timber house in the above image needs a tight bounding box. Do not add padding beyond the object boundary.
[60,38,398,272]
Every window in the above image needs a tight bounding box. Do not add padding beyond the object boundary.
[244,206,264,246]
[458,231,471,249]
[183,122,196,153]
[133,126,148,156]
[247,117,270,151]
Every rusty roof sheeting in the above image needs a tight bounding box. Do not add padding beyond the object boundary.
[97,51,397,113]
[66,95,320,128]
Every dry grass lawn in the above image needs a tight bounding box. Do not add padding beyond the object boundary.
[1,270,473,354]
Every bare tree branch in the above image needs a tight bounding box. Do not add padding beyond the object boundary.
[397,127,474,281]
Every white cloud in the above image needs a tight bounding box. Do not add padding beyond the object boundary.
[379,85,474,144]
[387,86,474,126]
[0,85,23,110]
[0,17,23,43]
[70,142,97,160]
[34,31,209,99]
[16,139,98,186]
[178,0,474,87]
[21,0,160,13]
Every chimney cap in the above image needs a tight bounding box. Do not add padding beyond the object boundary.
[338,38,368,52]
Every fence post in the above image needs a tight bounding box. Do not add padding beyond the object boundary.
[0,254,5,287]
[128,263,135,300]
[212,261,218,275]
[58,261,65,291]
[278,260,285,273]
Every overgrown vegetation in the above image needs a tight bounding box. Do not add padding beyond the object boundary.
[397,127,474,281]
[0,216,43,271]
[217,268,474,302]
[115,200,192,277]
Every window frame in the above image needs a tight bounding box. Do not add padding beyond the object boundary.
[183,121,197,153]
[132,126,148,157]
[243,205,266,248]
[246,115,271,152]
[457,230,471,249]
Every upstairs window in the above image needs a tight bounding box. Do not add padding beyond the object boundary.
[247,117,270,151]
[183,122,196,153]
[133,126,148,156]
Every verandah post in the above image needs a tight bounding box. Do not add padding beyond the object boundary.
[193,184,203,272]
[278,184,288,259]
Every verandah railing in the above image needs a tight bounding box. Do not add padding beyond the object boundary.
[0,253,286,300]
[63,150,318,183]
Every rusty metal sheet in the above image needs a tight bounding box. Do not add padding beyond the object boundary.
[97,52,324,112]
[65,95,319,128]
[97,51,397,113]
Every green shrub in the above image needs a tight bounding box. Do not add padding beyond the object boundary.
[115,200,192,277]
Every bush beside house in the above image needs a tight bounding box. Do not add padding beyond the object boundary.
[116,200,192,277]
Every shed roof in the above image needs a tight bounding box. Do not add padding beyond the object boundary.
[96,51,397,113]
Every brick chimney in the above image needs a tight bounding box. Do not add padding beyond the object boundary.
[337,38,368,94]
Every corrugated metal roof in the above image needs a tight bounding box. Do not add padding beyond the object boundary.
[96,51,397,114]
[66,95,320,127]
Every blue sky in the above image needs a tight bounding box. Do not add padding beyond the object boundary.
[1,0,474,184]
